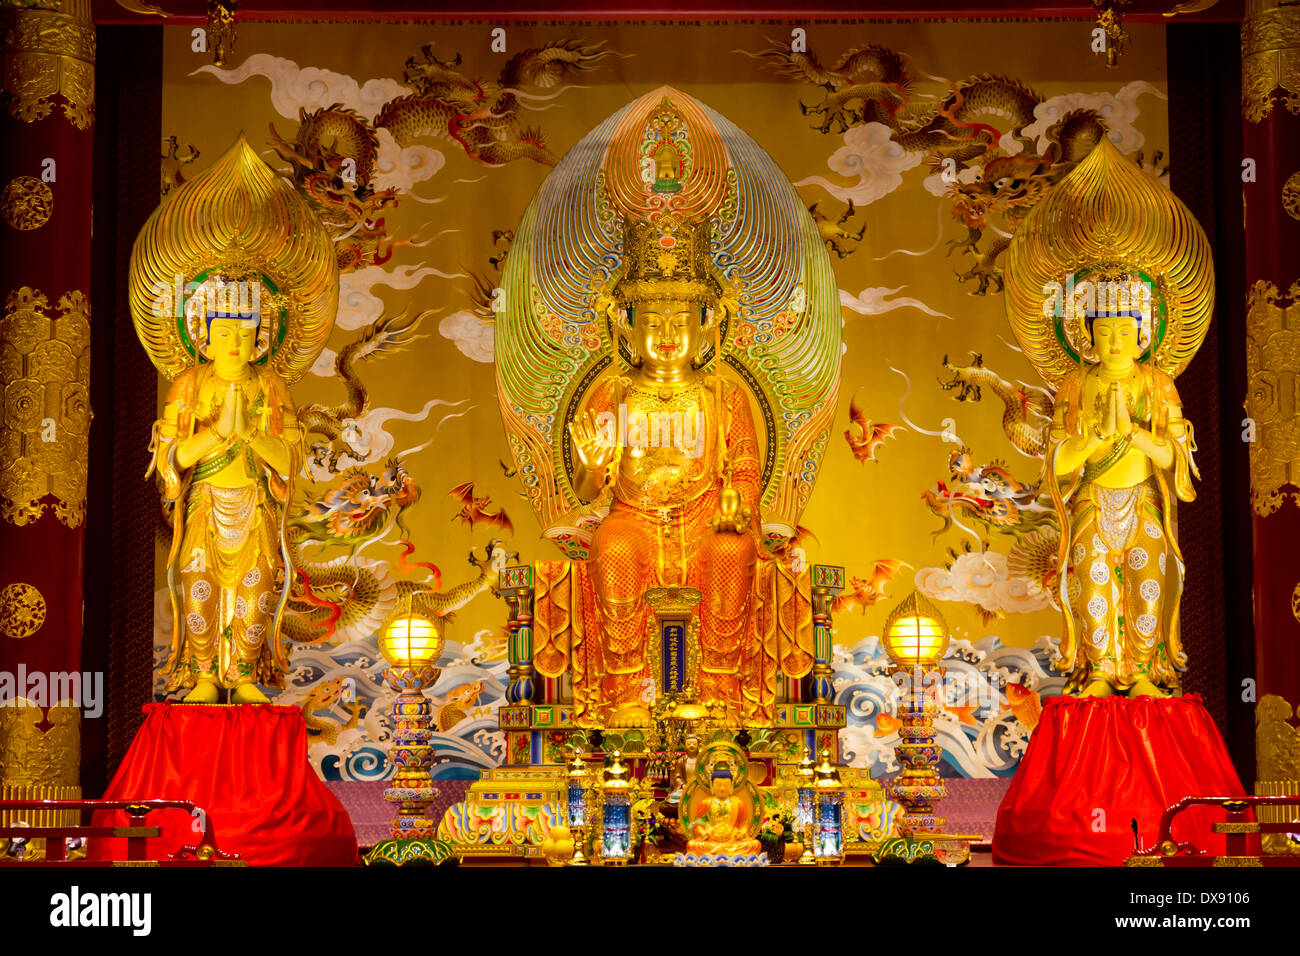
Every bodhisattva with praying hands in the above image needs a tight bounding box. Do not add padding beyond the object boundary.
[149,307,303,704]
[1047,293,1198,699]
[1005,136,1214,702]
[129,136,338,707]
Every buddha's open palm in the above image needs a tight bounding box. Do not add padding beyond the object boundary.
[568,410,617,475]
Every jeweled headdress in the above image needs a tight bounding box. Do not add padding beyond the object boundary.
[129,134,339,384]
[613,212,722,306]
[1003,135,1213,389]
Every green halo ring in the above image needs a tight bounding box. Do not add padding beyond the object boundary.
[1051,265,1167,366]
[177,269,289,367]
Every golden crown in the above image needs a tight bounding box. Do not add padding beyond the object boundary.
[614,212,722,305]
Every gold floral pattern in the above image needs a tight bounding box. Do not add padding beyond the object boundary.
[1245,280,1300,515]
[0,287,91,527]
[1284,170,1300,222]
[1255,694,1300,856]
[0,581,44,640]
[1242,1,1300,124]
[1,176,52,230]
[0,3,96,130]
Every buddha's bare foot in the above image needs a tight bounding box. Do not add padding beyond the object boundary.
[1078,678,1113,698]
[232,683,270,704]
[607,702,651,727]
[1127,679,1167,699]
[182,680,220,704]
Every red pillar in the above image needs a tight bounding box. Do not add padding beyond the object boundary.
[1241,0,1300,855]
[0,0,94,822]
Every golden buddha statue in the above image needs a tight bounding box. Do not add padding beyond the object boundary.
[1003,136,1214,699]
[1047,304,1197,697]
[149,309,303,703]
[686,760,762,856]
[565,212,766,727]
[494,89,843,730]
[129,135,339,705]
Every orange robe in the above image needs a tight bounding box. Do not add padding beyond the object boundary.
[531,374,814,726]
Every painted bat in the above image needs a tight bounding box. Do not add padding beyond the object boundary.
[446,480,515,537]
[844,390,903,463]
[831,558,906,615]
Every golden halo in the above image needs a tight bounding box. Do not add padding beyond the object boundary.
[694,739,750,787]
[129,135,338,384]
[1004,137,1214,388]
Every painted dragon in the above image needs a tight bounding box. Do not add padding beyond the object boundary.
[921,446,1056,539]
[299,309,431,469]
[747,40,1109,293]
[938,352,1054,457]
[269,104,405,270]
[267,40,616,270]
[281,535,514,647]
[295,676,362,748]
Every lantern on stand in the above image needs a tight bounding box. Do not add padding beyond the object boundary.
[567,750,592,866]
[881,590,949,840]
[600,750,633,866]
[795,747,817,866]
[812,748,845,865]
[876,590,977,865]
[363,610,455,866]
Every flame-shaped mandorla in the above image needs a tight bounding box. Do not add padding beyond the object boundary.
[129,134,338,384]
[1003,135,1213,389]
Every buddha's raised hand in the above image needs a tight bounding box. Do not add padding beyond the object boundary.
[568,410,617,474]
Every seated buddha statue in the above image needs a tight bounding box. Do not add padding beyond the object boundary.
[565,212,767,728]
[686,761,761,856]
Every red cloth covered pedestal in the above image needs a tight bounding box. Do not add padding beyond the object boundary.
[90,703,358,866]
[992,694,1249,866]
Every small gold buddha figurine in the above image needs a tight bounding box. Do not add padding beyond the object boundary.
[686,760,762,856]
[671,734,701,797]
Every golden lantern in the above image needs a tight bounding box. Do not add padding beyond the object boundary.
[882,590,949,668]
[362,609,451,867]
[882,590,948,855]
[379,614,444,668]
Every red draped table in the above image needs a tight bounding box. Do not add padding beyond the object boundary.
[90,703,358,866]
[992,694,1251,866]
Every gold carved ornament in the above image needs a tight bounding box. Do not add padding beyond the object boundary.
[1254,694,1300,855]
[0,702,81,856]
[1,175,52,230]
[0,581,44,639]
[0,287,91,527]
[128,134,338,386]
[1243,0,1300,124]
[0,0,95,130]
[1284,171,1300,221]
[1244,280,1300,515]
